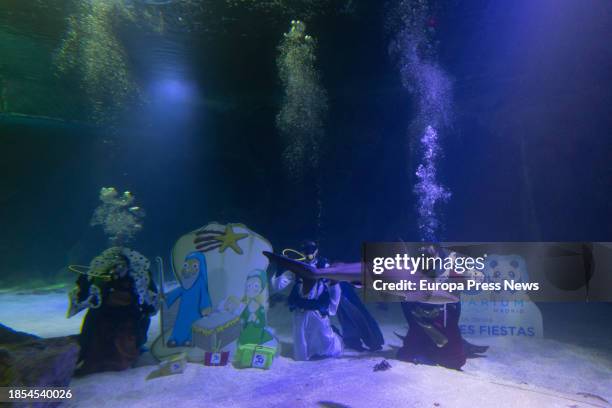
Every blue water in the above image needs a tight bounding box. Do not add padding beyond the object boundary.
[0,0,611,283]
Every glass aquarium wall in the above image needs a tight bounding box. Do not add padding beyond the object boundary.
[1,0,611,288]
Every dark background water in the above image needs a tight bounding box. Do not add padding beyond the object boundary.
[1,0,611,284]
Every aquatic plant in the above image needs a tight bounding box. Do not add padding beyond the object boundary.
[388,0,452,241]
[276,20,328,179]
[90,187,145,246]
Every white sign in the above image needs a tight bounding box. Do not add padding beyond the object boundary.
[460,254,543,338]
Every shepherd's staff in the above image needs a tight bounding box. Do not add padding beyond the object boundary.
[155,256,166,347]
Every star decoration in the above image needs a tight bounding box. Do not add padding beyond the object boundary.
[214,225,248,254]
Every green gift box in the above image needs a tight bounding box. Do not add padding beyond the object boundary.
[235,344,276,369]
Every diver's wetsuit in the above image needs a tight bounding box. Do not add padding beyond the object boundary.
[336,282,384,352]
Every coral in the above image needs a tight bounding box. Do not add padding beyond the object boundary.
[90,187,145,245]
[276,20,328,179]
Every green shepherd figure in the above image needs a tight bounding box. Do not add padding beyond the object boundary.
[237,269,273,345]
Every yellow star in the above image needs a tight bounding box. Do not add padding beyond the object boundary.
[214,225,249,254]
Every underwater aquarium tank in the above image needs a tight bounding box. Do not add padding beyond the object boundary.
[0,0,611,407]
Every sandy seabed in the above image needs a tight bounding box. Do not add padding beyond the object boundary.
[0,292,610,408]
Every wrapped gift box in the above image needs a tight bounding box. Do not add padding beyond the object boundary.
[192,311,241,350]
[235,344,276,369]
[203,350,230,366]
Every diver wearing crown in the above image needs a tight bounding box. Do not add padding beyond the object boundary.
[67,247,159,376]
